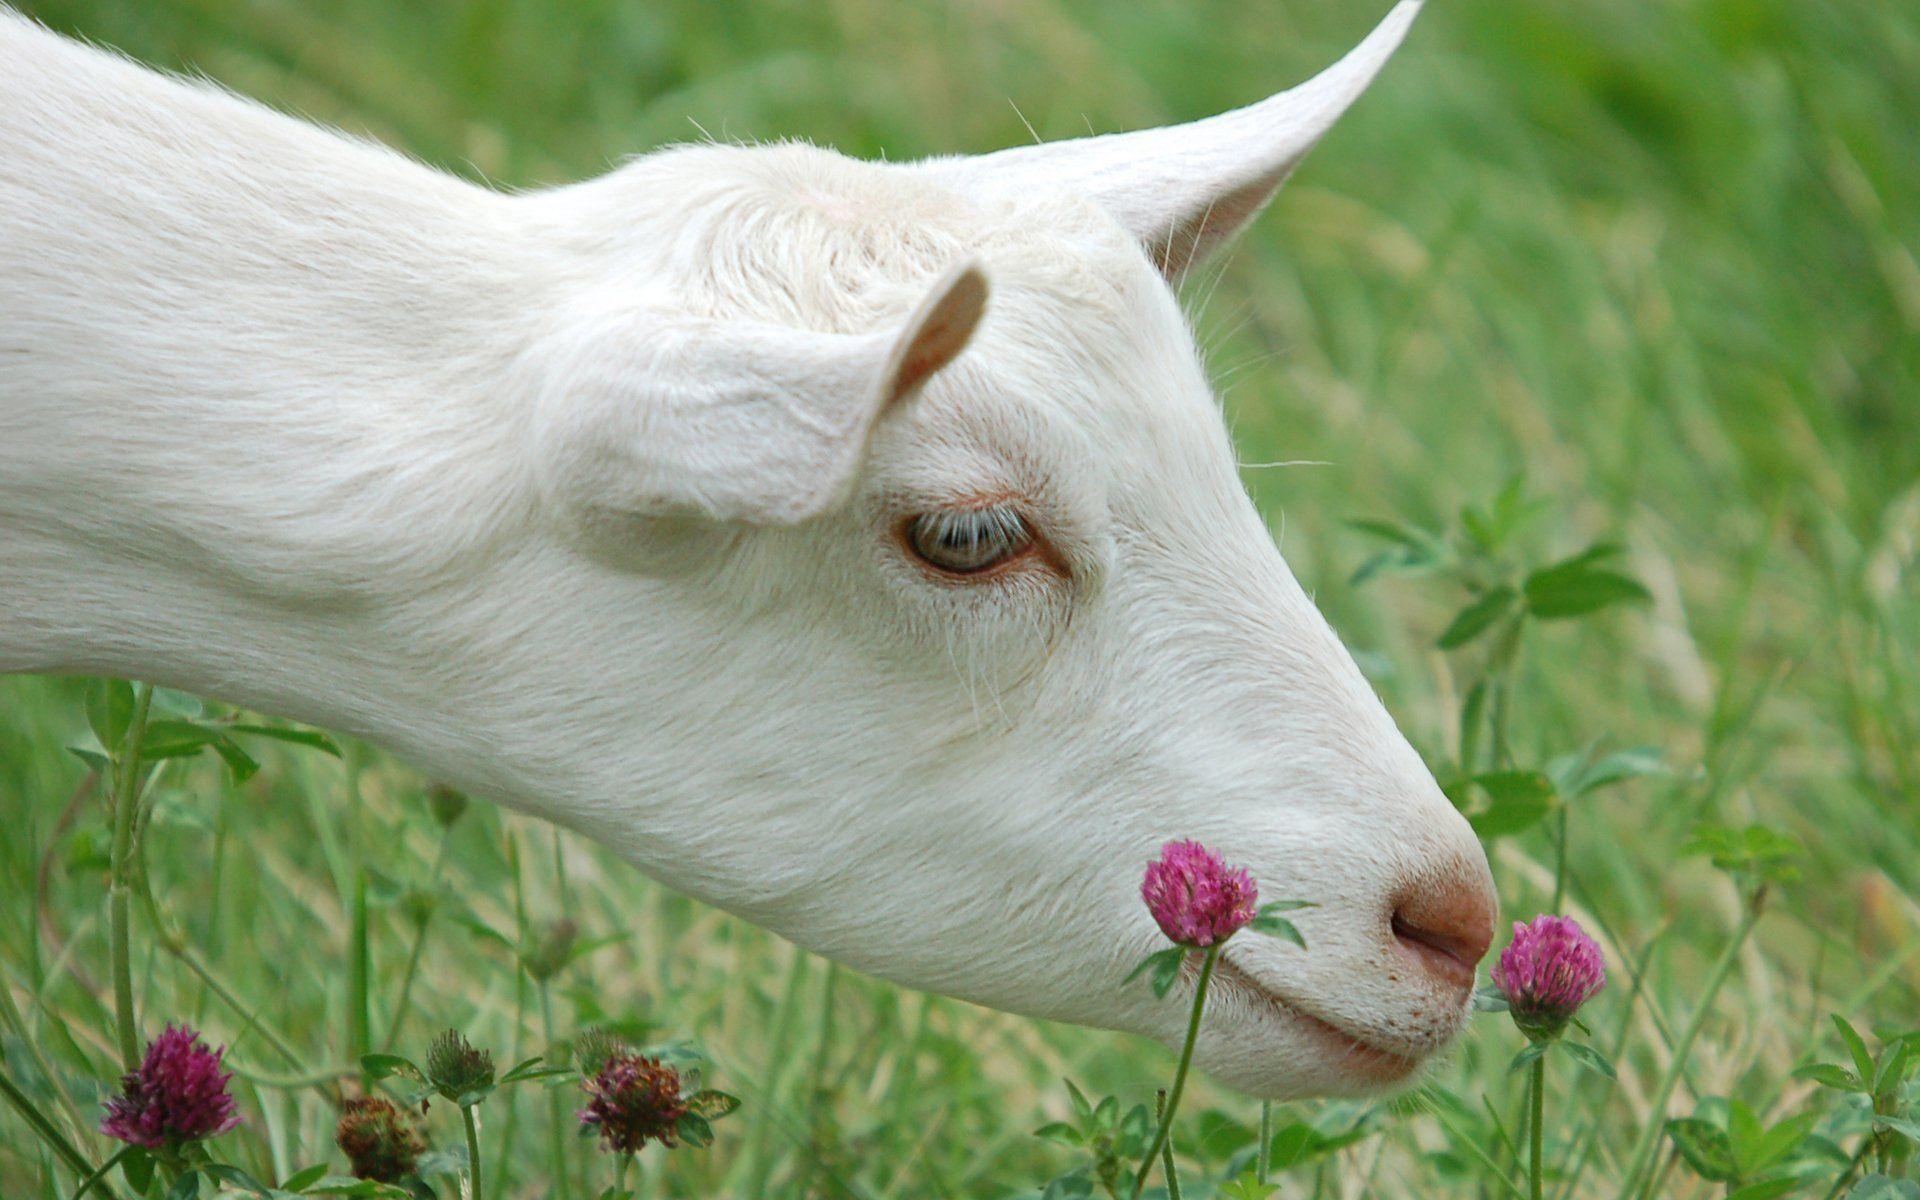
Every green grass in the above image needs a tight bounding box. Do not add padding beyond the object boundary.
[3,0,1917,1195]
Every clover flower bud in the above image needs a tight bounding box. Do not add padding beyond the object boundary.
[579,1053,688,1154]
[425,783,469,829]
[335,1096,426,1182]
[521,918,580,983]
[424,1029,495,1102]
[1492,914,1606,1041]
[1141,840,1258,948]
[573,1028,628,1079]
[101,1025,240,1149]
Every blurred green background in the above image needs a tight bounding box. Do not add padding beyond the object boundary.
[2,0,1916,1195]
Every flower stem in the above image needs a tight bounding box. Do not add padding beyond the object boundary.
[1819,1139,1874,1200]
[383,827,453,1054]
[132,855,308,1073]
[462,1103,485,1200]
[0,1063,112,1194]
[1611,889,1767,1200]
[1257,1100,1273,1184]
[72,1144,132,1199]
[1487,621,1523,771]
[1528,1053,1545,1200]
[1129,943,1218,1200]
[344,744,371,1088]
[108,682,154,1075]
[1490,676,1512,769]
[221,1060,356,1090]
[1551,808,1570,914]
[540,980,571,1200]
[165,941,308,1071]
[738,948,808,1196]
[1155,1089,1183,1200]
[0,963,94,1158]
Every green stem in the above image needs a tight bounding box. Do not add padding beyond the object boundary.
[1156,1090,1182,1200]
[1551,808,1570,914]
[1489,676,1512,770]
[0,960,94,1156]
[166,943,307,1071]
[1486,618,1523,771]
[1819,1139,1873,1200]
[1641,1148,1677,1200]
[493,832,529,1197]
[462,1104,485,1200]
[345,746,370,1086]
[384,828,454,1054]
[811,963,840,1095]
[540,981,570,1200]
[1551,931,1666,1200]
[738,948,809,1197]
[1529,1053,1545,1200]
[1482,1094,1527,1182]
[552,827,571,909]
[108,683,155,1074]
[1425,1092,1530,1200]
[797,961,840,1195]
[0,1063,112,1196]
[1129,944,1218,1200]
[349,871,369,1073]
[1257,1100,1273,1185]
[383,922,433,1054]
[72,1144,132,1199]
[132,856,307,1072]
[878,994,933,1117]
[222,1060,355,1090]
[1612,890,1767,1200]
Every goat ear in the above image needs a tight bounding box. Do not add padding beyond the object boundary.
[942,1,1420,279]
[534,260,988,527]
[881,259,989,406]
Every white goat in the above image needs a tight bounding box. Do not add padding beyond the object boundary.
[0,2,1495,1097]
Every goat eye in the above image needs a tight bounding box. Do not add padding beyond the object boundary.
[906,506,1033,576]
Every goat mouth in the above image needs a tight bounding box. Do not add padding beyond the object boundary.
[1210,957,1423,1084]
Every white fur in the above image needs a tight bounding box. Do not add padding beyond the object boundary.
[0,2,1494,1097]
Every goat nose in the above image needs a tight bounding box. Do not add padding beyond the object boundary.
[1390,873,1495,993]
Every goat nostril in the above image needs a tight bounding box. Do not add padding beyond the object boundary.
[1390,889,1494,991]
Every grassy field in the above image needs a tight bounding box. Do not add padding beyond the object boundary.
[3,0,1917,1196]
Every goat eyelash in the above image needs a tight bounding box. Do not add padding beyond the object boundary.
[903,505,1035,577]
